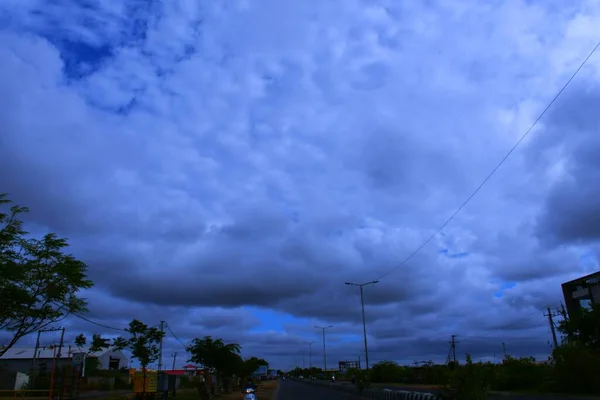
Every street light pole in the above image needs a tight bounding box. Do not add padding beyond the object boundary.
[345,280,379,370]
[315,325,332,371]
[305,341,315,369]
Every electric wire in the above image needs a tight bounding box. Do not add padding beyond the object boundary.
[374,38,600,281]
[165,322,189,349]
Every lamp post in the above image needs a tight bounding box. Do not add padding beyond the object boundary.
[345,280,378,370]
[305,341,315,369]
[314,325,333,371]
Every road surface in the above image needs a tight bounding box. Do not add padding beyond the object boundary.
[276,380,362,400]
[290,380,600,400]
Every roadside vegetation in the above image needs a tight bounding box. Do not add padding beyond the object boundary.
[339,304,600,399]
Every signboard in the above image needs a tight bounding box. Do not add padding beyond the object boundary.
[133,371,158,393]
[338,360,360,372]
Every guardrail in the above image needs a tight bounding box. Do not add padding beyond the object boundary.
[292,379,438,400]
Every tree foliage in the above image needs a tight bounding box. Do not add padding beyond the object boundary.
[75,333,112,353]
[0,194,93,357]
[557,303,600,350]
[113,319,164,369]
[186,336,241,374]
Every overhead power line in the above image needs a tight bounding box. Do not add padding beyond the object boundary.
[374,38,600,281]
[70,313,126,331]
[165,322,189,348]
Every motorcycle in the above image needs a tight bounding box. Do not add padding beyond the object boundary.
[242,387,257,400]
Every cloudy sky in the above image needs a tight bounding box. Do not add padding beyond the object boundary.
[2,0,600,370]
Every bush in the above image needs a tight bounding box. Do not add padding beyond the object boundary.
[551,344,600,394]
[439,354,494,400]
[492,357,549,392]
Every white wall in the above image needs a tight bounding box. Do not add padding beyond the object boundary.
[96,350,129,370]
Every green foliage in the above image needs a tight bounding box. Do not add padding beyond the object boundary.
[0,194,93,357]
[551,343,600,394]
[237,356,269,379]
[557,303,600,351]
[369,361,403,383]
[186,336,241,374]
[113,319,165,369]
[493,356,549,392]
[440,354,494,400]
[75,333,112,353]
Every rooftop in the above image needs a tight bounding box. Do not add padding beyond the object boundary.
[0,346,115,360]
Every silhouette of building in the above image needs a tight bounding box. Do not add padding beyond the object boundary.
[562,270,600,318]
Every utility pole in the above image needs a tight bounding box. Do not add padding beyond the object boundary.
[450,335,458,364]
[158,321,165,372]
[57,328,65,360]
[345,280,378,370]
[501,342,507,359]
[171,352,177,370]
[32,330,42,371]
[315,325,333,371]
[545,308,559,348]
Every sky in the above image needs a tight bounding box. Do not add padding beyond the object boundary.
[1,0,600,371]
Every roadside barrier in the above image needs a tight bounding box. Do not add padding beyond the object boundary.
[292,379,438,400]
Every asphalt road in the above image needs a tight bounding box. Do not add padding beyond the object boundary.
[275,380,363,400]
[289,380,600,400]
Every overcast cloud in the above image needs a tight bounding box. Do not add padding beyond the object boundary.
[1,0,600,370]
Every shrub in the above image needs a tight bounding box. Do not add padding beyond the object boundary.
[493,357,549,392]
[551,343,600,394]
[439,354,494,400]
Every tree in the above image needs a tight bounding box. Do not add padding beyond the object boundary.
[113,320,164,368]
[0,194,93,357]
[557,303,600,350]
[74,333,112,374]
[186,336,241,392]
[552,304,600,394]
[113,319,164,398]
[237,356,268,379]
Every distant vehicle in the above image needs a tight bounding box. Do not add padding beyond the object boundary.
[299,375,304,379]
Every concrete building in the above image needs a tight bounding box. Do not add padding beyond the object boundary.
[561,270,600,319]
[0,346,129,375]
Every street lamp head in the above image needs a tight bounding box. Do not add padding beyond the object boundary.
[372,280,379,284]
[327,325,333,328]
[344,282,352,285]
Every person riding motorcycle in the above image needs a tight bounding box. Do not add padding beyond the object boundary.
[242,380,257,400]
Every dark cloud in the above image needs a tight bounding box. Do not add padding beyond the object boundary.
[2,0,600,370]
[533,86,600,245]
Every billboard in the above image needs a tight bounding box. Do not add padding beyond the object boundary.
[338,360,360,372]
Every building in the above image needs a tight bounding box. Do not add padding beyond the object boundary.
[0,346,129,375]
[561,270,600,318]
[251,365,268,379]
